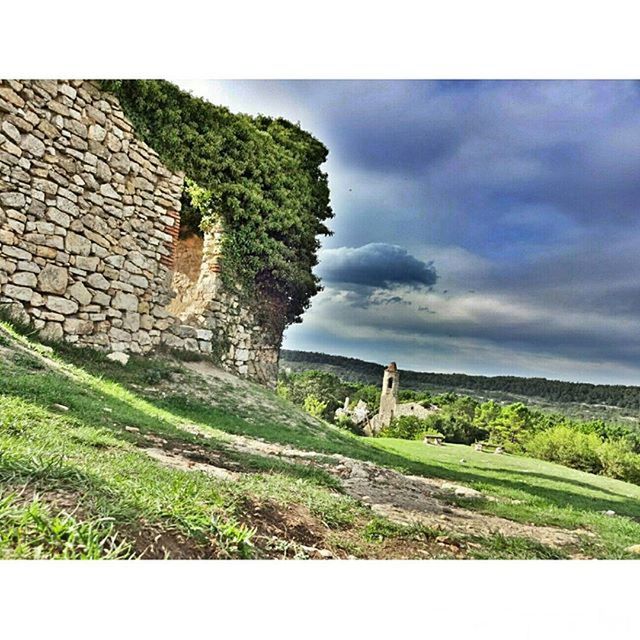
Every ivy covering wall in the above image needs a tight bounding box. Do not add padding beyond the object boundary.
[101,80,333,329]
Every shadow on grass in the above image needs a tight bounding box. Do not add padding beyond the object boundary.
[4,324,640,526]
[0,359,344,494]
[424,464,640,520]
[485,467,635,500]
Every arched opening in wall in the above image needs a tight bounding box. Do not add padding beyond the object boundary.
[167,229,205,319]
[166,190,209,322]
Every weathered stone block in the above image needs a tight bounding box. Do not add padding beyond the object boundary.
[139,314,154,330]
[74,256,99,271]
[65,231,92,256]
[176,324,197,339]
[99,183,119,199]
[0,192,26,208]
[128,274,149,289]
[67,281,92,306]
[235,348,250,361]
[109,326,131,342]
[112,291,138,311]
[163,334,184,349]
[3,284,33,302]
[45,295,78,315]
[56,196,80,217]
[123,312,140,331]
[46,207,71,228]
[17,260,40,274]
[92,290,111,306]
[88,124,106,142]
[1,120,21,143]
[37,264,68,294]
[63,318,93,335]
[11,271,37,287]
[0,229,16,245]
[86,272,110,290]
[20,133,46,157]
[39,321,64,342]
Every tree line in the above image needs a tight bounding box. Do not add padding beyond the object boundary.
[277,368,640,485]
[282,350,640,411]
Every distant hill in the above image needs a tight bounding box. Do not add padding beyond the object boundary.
[280,350,640,422]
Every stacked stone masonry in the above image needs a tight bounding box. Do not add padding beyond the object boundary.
[0,80,280,386]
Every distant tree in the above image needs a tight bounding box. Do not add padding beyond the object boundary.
[303,394,328,419]
[488,403,537,450]
[380,416,432,440]
[276,369,355,420]
[473,401,502,434]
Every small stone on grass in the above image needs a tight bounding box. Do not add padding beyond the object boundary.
[106,351,129,366]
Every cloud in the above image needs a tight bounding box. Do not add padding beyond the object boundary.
[347,291,414,310]
[287,284,640,383]
[317,243,438,289]
[190,80,640,383]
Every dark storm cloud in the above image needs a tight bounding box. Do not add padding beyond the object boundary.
[348,292,413,310]
[326,80,640,225]
[317,243,438,289]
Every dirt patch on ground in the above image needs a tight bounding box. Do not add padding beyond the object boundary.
[331,460,584,548]
[138,398,586,554]
[144,447,238,481]
[243,499,331,558]
[126,520,222,559]
[218,438,585,551]
[143,421,585,553]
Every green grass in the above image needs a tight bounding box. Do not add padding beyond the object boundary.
[0,491,133,560]
[2,319,640,558]
[371,438,640,557]
[0,322,393,558]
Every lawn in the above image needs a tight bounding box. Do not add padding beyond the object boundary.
[1,319,640,558]
[372,438,640,557]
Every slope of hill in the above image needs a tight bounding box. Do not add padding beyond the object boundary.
[1,321,640,559]
[281,349,640,425]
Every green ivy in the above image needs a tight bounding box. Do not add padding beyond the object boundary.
[100,80,333,331]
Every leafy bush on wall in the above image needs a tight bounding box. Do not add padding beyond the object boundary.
[102,80,333,331]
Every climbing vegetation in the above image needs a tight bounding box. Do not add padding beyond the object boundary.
[101,80,333,330]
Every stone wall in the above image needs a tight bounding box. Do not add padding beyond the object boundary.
[167,231,280,384]
[0,80,281,386]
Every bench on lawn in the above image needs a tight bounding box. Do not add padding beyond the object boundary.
[474,442,504,454]
[423,434,445,446]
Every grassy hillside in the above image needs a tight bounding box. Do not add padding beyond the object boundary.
[1,321,640,559]
[281,349,640,426]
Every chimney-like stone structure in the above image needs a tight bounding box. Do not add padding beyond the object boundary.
[378,361,399,428]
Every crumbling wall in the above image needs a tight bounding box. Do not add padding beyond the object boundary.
[0,80,281,385]
[167,231,280,384]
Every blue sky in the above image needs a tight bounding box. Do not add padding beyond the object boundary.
[176,80,640,385]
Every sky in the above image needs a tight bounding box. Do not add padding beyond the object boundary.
[175,80,640,385]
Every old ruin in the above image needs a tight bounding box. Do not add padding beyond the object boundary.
[336,361,438,435]
[0,80,280,385]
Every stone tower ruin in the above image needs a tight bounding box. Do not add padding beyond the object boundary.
[378,361,399,427]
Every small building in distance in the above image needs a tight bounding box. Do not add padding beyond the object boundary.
[337,361,438,436]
